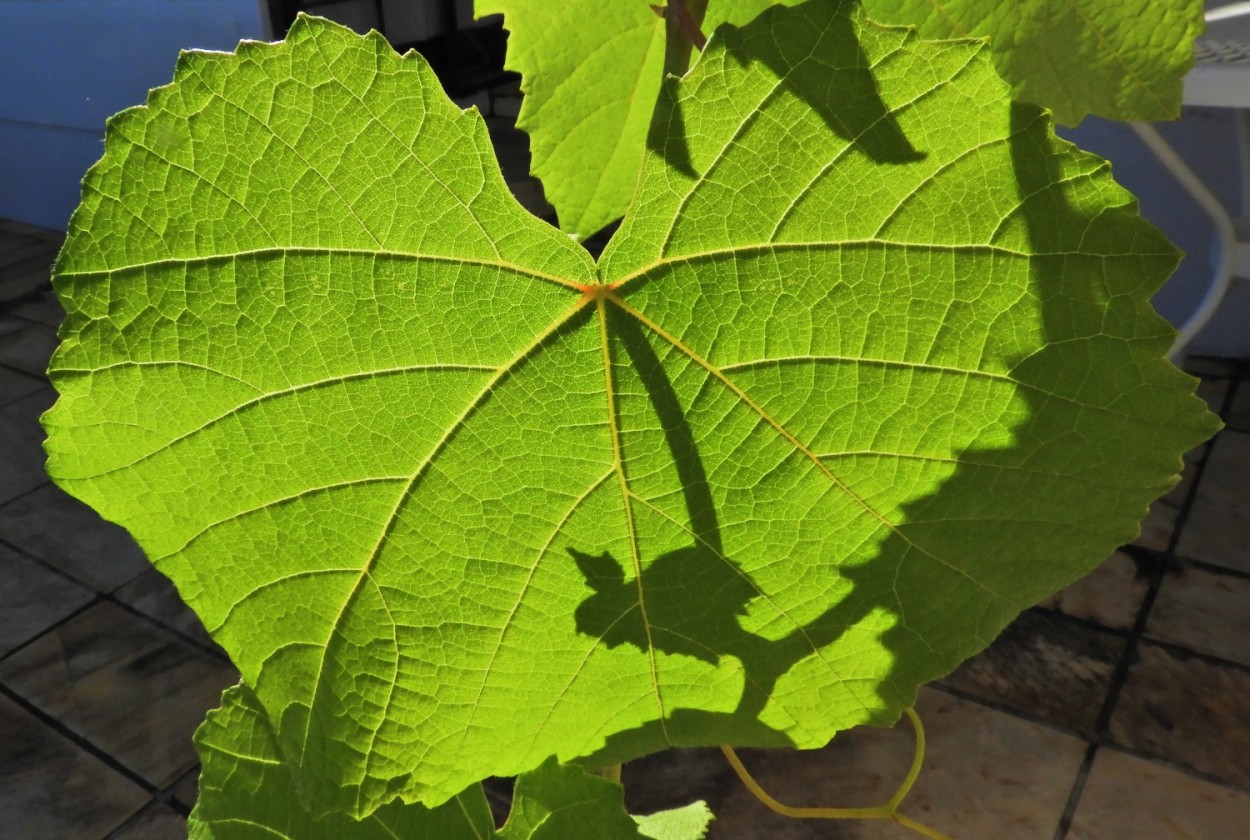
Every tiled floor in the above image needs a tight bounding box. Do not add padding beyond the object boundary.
[2,118,1249,839]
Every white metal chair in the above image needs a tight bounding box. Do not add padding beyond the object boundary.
[1132,1,1250,361]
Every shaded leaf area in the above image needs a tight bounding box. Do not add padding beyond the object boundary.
[500,758,708,840]
[192,686,708,839]
[189,684,498,839]
[47,0,1216,824]
[862,0,1205,125]
[633,801,714,840]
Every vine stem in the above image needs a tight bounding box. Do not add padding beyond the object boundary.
[663,0,709,78]
[594,764,622,784]
[719,708,955,840]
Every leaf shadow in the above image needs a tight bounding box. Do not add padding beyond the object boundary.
[567,306,889,761]
[569,106,1193,767]
[647,0,924,180]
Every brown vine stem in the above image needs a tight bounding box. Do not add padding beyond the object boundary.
[663,0,709,78]
[719,707,955,840]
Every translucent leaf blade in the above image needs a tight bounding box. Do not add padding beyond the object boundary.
[47,0,1217,824]
[862,0,1206,124]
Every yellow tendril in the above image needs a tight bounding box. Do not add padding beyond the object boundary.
[719,707,954,840]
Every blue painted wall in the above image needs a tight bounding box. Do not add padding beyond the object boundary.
[0,0,267,230]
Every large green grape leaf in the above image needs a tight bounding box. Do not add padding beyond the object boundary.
[46,0,1217,822]
[474,0,802,241]
[862,0,1206,125]
[189,684,498,839]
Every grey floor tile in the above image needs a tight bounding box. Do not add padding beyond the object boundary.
[1068,748,1250,840]
[0,313,27,338]
[1108,642,1250,789]
[171,766,199,811]
[0,482,150,592]
[0,266,55,305]
[0,692,148,839]
[1040,551,1148,631]
[1134,444,1200,552]
[0,543,94,657]
[939,609,1125,738]
[108,800,187,840]
[0,319,58,377]
[1228,381,1250,433]
[1182,356,1240,378]
[0,219,64,242]
[1146,564,1250,668]
[0,387,56,506]
[628,688,1084,840]
[0,602,238,788]
[0,364,45,406]
[6,288,66,326]
[1175,430,1250,572]
[0,259,56,304]
[1196,376,1230,413]
[0,238,58,272]
[115,568,217,650]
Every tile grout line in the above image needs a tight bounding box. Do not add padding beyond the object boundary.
[0,357,50,385]
[1053,369,1243,839]
[0,531,234,665]
[0,594,104,666]
[0,479,57,514]
[0,682,157,796]
[1051,744,1098,840]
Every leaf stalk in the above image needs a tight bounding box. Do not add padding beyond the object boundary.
[663,0,708,78]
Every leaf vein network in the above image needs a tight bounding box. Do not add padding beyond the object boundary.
[80,363,497,480]
[607,294,1010,604]
[294,298,591,760]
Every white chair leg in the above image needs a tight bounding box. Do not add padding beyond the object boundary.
[1128,121,1238,364]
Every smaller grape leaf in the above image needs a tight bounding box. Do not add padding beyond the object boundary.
[501,759,643,839]
[191,683,707,839]
[474,0,803,241]
[633,802,714,840]
[189,683,497,839]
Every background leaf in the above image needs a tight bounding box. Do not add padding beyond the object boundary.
[189,684,497,839]
[47,0,1217,822]
[501,759,646,839]
[474,0,803,241]
[862,0,1206,125]
[633,802,714,840]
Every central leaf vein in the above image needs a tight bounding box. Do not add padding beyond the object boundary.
[597,296,671,742]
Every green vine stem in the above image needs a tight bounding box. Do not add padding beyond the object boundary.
[662,0,709,77]
[719,707,954,840]
[593,764,622,784]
